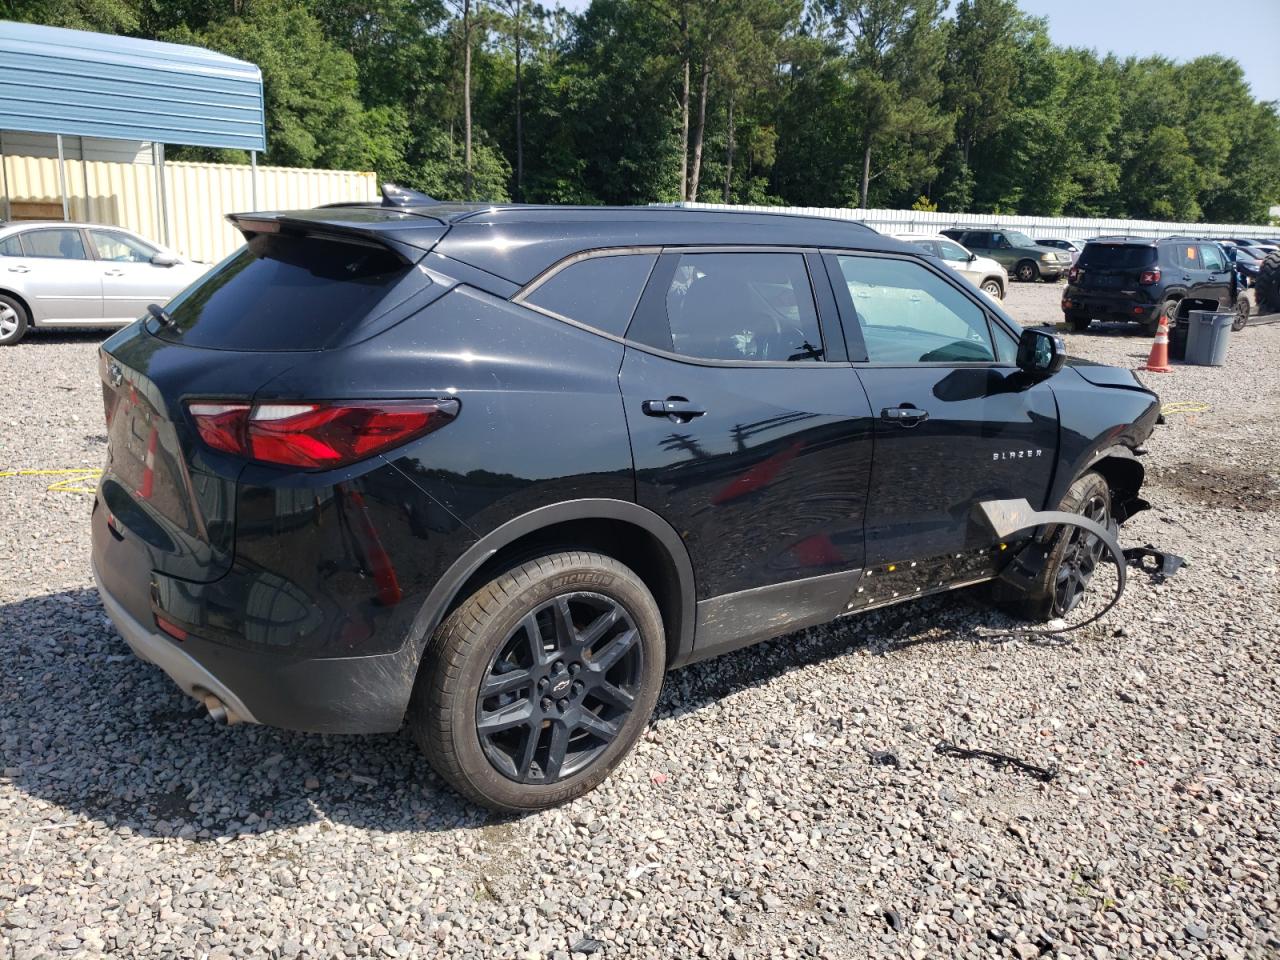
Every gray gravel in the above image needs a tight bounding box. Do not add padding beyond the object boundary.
[2,294,1279,960]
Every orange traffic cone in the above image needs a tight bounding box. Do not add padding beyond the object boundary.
[1143,312,1173,373]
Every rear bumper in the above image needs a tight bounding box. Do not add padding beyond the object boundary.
[94,558,419,734]
[1063,292,1158,321]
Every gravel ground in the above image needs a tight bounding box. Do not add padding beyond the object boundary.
[2,288,1278,960]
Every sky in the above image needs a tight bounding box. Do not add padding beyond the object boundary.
[551,0,1280,105]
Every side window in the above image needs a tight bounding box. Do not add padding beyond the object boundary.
[91,230,157,264]
[1179,244,1201,270]
[990,233,1008,249]
[0,235,22,257]
[524,253,657,336]
[21,229,87,260]
[937,240,971,263]
[963,232,987,247]
[907,239,940,258]
[1199,244,1226,273]
[664,252,823,362]
[836,255,995,364]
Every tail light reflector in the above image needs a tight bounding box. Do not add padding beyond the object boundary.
[187,399,459,469]
[1067,266,1080,283]
[1139,267,1161,285]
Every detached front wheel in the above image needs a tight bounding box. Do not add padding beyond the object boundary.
[411,551,665,812]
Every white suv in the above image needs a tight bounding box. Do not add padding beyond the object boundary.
[0,222,209,345]
[892,233,1007,301]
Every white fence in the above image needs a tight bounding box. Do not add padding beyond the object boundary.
[661,202,1280,244]
[2,155,378,263]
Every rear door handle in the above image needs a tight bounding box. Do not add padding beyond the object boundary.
[103,269,124,277]
[7,265,29,274]
[881,406,929,427]
[643,398,705,421]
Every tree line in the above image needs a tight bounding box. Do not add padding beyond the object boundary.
[7,0,1280,224]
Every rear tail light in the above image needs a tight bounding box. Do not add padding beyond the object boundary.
[187,399,459,469]
[1068,266,1080,283]
[1139,267,1161,285]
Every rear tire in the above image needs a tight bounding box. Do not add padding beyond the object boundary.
[1015,260,1040,283]
[1148,297,1178,337]
[1065,312,1091,332]
[0,294,30,346]
[991,471,1112,622]
[1232,294,1250,332]
[1257,251,1280,312]
[410,551,665,812]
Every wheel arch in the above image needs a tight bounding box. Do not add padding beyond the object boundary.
[1084,446,1147,523]
[410,499,697,671]
[0,287,33,323]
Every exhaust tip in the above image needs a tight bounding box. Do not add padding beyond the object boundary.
[201,692,242,726]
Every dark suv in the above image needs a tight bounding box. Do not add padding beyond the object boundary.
[1062,236,1243,335]
[93,195,1160,811]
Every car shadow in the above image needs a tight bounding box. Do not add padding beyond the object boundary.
[1,583,1053,833]
[14,328,115,346]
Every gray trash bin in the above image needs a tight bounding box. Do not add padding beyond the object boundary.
[1184,310,1233,366]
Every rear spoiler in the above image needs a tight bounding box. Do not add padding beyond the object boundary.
[226,211,446,264]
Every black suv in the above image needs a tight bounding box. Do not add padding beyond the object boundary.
[93,195,1160,811]
[1062,236,1243,335]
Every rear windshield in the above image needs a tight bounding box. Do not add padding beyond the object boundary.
[154,233,412,351]
[1078,244,1156,269]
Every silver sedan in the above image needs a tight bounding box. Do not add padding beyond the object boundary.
[0,222,209,345]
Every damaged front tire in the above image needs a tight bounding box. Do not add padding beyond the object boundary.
[991,471,1112,622]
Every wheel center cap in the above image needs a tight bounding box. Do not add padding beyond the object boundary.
[549,675,572,698]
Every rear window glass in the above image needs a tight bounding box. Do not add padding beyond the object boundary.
[155,234,411,351]
[1078,244,1156,269]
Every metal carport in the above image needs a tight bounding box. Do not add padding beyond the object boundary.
[0,20,266,239]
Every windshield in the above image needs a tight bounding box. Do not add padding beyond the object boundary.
[1005,231,1035,247]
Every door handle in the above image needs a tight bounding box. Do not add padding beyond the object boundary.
[7,265,29,274]
[103,269,124,277]
[643,398,705,422]
[1182,275,1192,282]
[881,406,929,427]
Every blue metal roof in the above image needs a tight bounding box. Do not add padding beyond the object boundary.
[0,21,266,152]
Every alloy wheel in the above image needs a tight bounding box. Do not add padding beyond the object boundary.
[475,592,644,784]
[0,304,18,340]
[1052,493,1109,616]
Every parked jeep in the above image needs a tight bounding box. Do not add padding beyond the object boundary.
[941,227,1071,282]
[1062,236,1247,335]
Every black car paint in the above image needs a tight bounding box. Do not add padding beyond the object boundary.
[93,203,1159,734]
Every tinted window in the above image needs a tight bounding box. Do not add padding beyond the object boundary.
[1178,244,1202,270]
[525,254,657,336]
[21,229,87,260]
[92,230,156,264]
[1078,244,1156,269]
[0,235,22,257]
[1200,244,1226,272]
[837,255,994,364]
[156,234,412,351]
[965,232,991,247]
[665,252,823,362]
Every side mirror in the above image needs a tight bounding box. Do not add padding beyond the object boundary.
[967,252,977,262]
[151,252,179,267]
[1017,327,1066,378]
